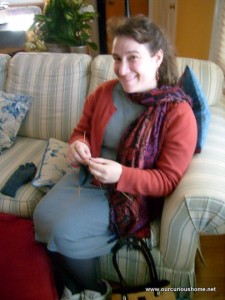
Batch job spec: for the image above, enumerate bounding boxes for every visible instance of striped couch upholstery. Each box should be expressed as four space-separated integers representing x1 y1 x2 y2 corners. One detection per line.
0 53 224 298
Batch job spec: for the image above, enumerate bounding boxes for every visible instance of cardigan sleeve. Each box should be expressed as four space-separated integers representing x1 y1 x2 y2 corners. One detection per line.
69 92 95 149
116 102 198 197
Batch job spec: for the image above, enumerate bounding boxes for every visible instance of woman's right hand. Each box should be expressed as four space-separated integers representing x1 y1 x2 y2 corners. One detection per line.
66 141 91 166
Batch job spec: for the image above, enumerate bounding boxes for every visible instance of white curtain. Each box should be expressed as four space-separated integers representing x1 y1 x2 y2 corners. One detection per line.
209 0 225 75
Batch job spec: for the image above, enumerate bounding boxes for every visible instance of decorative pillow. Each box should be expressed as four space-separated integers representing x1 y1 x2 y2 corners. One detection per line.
0 90 32 153
32 138 72 191
178 66 210 153
0 213 57 300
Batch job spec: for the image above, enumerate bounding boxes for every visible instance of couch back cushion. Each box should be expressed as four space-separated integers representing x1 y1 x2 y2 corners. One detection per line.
6 53 92 142
89 55 224 106
88 55 117 95
176 57 224 106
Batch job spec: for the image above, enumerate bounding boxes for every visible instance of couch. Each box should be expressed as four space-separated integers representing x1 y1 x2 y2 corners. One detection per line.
0 52 224 299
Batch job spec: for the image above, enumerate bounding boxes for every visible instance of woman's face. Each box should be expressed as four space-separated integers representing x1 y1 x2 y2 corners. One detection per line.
112 36 163 93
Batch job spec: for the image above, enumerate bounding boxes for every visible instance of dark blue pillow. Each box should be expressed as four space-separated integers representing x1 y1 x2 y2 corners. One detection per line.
178 65 210 153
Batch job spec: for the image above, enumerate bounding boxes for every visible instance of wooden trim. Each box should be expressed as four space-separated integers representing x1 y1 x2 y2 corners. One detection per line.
0 48 25 55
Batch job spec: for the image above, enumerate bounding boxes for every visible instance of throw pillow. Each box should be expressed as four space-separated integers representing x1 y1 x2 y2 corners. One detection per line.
178 65 210 153
0 90 32 153
0 213 57 300
32 138 72 191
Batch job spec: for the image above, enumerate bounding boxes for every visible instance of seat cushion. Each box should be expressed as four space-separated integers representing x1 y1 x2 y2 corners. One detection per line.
0 212 57 300
0 136 46 217
99 218 161 285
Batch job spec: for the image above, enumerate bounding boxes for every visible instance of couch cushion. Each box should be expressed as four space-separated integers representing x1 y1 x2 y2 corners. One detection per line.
88 54 117 94
6 52 92 142
32 137 72 192
0 213 57 300
178 66 210 153
176 57 224 106
0 90 32 153
0 136 46 217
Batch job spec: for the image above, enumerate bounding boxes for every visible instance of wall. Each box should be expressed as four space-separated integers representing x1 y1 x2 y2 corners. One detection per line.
175 0 215 59
105 0 148 52
84 0 100 56
106 0 148 19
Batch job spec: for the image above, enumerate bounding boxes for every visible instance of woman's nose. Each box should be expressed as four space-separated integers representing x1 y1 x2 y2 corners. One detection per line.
118 60 129 76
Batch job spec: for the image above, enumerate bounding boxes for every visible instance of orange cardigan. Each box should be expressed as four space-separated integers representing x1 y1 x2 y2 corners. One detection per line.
70 80 197 197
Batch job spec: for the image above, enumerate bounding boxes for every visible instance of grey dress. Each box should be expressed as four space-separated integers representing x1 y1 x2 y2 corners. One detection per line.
33 83 144 259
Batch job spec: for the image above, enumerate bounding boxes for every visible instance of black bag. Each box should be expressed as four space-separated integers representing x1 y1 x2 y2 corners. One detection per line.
112 237 176 300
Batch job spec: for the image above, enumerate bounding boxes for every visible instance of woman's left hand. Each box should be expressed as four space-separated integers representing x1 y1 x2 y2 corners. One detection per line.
88 157 122 184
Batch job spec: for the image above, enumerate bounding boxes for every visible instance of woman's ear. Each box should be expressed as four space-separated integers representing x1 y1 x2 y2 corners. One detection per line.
155 49 164 68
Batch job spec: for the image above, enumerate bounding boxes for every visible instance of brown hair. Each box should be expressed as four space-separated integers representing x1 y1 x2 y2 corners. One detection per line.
107 15 178 86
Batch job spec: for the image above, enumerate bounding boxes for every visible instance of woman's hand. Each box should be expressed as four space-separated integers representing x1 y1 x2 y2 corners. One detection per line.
66 141 91 166
88 157 122 184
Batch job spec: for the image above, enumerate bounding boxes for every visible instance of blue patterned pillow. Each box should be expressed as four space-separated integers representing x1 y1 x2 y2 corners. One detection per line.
178 66 210 153
0 91 32 153
32 138 72 191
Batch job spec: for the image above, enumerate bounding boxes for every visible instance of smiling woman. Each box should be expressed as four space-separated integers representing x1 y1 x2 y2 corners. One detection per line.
33 15 198 299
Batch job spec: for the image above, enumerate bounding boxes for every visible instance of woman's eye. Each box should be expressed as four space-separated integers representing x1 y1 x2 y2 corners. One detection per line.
129 56 138 61
113 56 121 62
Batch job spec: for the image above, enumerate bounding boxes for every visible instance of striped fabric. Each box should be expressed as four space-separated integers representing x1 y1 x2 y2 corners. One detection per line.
6 53 92 142
0 54 10 90
0 137 46 217
176 57 224 106
88 54 117 95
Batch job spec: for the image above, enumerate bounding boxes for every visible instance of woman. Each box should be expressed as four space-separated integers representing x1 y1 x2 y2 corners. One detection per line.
34 15 197 300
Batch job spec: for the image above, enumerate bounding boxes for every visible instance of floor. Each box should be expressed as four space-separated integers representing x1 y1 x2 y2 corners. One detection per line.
193 234 225 300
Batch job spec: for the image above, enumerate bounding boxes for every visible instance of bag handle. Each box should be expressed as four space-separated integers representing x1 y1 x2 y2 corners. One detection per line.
112 237 169 289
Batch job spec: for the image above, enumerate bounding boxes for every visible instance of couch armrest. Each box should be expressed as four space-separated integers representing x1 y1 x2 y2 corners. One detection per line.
160 102 225 271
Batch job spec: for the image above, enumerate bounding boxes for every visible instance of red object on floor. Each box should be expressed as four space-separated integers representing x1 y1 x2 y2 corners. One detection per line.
0 213 58 300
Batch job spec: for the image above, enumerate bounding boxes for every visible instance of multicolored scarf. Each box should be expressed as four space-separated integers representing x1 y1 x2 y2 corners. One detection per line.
108 85 192 238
